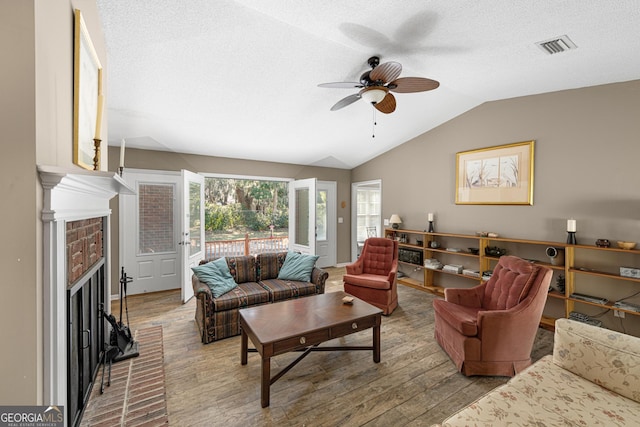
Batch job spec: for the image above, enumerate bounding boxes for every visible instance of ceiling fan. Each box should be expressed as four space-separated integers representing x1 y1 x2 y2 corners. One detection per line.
318 56 439 114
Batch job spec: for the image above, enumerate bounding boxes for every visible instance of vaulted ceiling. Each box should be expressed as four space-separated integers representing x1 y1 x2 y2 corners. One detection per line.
97 1 640 169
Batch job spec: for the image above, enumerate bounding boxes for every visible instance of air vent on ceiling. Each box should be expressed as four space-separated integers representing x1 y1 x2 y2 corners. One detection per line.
536 35 577 55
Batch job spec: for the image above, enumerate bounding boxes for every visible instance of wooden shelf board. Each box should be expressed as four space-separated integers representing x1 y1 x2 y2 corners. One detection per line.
572 244 640 255
571 268 640 284
547 290 566 300
398 243 424 250
427 248 479 258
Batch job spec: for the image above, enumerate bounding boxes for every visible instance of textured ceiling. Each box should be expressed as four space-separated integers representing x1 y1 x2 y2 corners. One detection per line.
97 0 640 169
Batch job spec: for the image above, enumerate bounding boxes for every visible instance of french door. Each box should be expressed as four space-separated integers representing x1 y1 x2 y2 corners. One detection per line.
288 178 316 255
288 179 337 267
181 170 204 302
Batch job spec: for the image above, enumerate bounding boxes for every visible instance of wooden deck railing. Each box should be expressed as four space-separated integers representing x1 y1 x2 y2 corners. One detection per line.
204 234 289 259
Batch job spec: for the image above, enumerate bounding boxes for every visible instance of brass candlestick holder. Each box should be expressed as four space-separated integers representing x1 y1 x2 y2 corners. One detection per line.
93 138 101 171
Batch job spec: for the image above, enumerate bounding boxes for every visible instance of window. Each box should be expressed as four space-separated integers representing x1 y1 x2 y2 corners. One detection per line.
356 185 381 243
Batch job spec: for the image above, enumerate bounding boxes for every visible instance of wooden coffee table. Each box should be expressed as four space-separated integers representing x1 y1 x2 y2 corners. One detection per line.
239 291 382 407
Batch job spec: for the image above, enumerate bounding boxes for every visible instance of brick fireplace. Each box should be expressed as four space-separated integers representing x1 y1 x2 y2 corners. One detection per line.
38 166 134 426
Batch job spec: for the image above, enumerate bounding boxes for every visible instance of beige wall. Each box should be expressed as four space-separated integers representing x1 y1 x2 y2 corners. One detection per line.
353 79 640 334
352 80 640 242
1 0 38 405
0 0 107 404
107 148 352 294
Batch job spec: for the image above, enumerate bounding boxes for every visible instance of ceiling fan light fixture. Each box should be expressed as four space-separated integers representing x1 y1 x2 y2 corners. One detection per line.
360 87 388 105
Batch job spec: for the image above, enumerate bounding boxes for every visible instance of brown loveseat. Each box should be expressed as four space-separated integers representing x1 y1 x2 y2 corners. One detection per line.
192 251 328 343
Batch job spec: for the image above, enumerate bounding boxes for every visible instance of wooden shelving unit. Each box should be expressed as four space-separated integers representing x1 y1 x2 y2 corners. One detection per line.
386 228 640 334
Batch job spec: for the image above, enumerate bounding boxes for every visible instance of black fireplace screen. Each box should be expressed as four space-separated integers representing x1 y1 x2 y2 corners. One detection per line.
67 259 105 427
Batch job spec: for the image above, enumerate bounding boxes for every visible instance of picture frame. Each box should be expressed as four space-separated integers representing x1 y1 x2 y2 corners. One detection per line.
73 9 103 170
455 140 534 205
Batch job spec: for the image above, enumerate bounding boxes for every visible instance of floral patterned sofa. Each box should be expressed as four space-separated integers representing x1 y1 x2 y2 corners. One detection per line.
435 318 640 426
192 251 328 344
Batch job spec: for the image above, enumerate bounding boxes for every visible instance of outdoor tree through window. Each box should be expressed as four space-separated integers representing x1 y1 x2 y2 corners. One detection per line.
204 177 289 243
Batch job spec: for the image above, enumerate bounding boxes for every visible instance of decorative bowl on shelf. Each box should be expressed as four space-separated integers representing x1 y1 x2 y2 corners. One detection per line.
476 231 488 237
617 241 637 250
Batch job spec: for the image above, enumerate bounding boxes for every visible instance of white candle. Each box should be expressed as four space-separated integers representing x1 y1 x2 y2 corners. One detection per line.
428 213 434 222
119 139 126 168
94 94 104 139
567 219 576 232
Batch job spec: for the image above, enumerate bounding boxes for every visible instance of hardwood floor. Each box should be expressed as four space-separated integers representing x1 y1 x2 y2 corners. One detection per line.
112 267 554 426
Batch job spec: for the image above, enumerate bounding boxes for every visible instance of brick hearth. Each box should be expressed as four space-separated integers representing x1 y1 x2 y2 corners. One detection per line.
80 326 168 427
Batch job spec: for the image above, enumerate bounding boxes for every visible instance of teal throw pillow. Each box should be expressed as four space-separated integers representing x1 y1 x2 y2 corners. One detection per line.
191 257 238 298
277 251 319 282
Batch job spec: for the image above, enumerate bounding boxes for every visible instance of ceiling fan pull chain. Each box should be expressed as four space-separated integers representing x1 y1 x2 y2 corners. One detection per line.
372 108 377 138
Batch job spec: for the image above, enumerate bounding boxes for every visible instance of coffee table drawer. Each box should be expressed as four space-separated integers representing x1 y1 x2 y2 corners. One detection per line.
273 329 330 353
331 315 378 338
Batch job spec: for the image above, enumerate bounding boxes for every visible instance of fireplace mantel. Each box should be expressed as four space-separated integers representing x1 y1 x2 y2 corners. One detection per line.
37 165 135 420
38 165 135 220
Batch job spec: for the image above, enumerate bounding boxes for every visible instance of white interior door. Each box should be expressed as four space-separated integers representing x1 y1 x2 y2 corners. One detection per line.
288 178 316 255
181 170 205 303
121 170 182 295
315 181 336 268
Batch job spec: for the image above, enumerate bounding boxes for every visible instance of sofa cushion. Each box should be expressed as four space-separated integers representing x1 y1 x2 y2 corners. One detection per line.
433 299 480 337
256 251 287 281
277 251 319 282
225 255 257 284
342 273 390 290
553 318 640 403
211 281 270 311
259 278 318 302
191 258 238 297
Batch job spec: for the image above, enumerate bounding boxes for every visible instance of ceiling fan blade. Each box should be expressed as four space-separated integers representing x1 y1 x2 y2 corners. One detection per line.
370 61 402 83
389 77 440 93
374 93 396 114
318 82 363 89
330 93 361 111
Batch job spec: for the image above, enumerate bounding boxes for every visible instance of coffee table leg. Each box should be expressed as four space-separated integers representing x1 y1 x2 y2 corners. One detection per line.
261 356 271 407
373 323 381 363
241 328 248 365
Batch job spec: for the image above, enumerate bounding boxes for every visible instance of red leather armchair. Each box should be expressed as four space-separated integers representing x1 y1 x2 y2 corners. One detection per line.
343 238 398 315
433 255 552 377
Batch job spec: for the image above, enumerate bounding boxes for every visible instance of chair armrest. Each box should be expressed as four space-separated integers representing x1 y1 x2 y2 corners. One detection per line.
386 259 398 285
345 258 364 275
445 283 485 308
310 267 329 293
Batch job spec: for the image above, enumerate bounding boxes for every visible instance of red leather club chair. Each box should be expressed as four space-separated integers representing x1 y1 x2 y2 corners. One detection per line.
433 255 552 377
343 237 398 315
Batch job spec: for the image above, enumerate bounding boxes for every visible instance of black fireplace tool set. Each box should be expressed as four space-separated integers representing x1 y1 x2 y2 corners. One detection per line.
100 267 140 393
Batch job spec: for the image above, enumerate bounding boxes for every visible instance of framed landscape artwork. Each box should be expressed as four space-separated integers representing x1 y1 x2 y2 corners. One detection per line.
73 9 103 170
455 140 535 205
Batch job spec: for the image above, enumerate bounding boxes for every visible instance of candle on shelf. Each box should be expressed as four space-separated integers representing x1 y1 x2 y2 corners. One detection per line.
119 138 126 168
567 219 576 232
94 94 104 139
428 212 434 222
